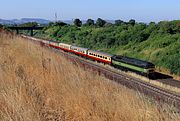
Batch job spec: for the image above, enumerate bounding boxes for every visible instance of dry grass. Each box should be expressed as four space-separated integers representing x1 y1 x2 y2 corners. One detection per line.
0 30 179 121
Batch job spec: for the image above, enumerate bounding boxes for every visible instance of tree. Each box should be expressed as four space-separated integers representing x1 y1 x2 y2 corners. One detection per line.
74 19 82 27
149 22 156 25
0 24 3 28
96 18 106 27
158 21 173 34
54 21 67 26
129 19 136 26
105 22 113 27
86 19 95 26
115 20 124 25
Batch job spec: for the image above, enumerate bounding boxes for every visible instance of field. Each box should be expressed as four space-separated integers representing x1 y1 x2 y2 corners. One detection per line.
0 30 179 121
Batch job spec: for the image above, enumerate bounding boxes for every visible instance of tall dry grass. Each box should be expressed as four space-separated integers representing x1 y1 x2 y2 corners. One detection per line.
0 30 179 121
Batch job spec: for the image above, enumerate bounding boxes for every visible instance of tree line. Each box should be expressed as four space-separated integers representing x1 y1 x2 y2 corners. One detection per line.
74 18 136 27
46 18 136 27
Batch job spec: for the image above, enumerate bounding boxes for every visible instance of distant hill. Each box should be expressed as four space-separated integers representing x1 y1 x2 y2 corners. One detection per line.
0 18 51 25
0 18 116 25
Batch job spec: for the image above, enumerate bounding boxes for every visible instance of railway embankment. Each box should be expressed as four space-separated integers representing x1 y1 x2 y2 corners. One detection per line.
0 31 180 120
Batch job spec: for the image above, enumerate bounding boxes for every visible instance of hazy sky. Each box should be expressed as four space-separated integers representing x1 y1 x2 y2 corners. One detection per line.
0 0 179 22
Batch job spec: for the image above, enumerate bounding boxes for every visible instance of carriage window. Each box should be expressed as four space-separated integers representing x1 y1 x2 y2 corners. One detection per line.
105 57 107 59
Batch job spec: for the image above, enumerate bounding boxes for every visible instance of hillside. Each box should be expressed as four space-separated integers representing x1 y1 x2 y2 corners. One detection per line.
36 20 180 76
0 30 179 120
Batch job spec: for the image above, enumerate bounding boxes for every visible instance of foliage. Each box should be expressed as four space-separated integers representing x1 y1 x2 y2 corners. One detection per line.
54 21 67 26
36 19 180 76
115 20 124 26
19 22 38 27
74 18 82 27
85 19 95 26
0 24 3 28
128 19 136 26
96 18 106 27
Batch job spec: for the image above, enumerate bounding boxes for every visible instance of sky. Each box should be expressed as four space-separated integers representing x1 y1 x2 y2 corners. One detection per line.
0 0 179 22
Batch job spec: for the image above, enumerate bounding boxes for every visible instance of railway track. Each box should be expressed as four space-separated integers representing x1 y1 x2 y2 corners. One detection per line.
23 36 180 109
59 49 180 109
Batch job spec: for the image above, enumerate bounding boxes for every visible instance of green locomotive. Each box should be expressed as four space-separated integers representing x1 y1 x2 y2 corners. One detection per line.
112 55 155 76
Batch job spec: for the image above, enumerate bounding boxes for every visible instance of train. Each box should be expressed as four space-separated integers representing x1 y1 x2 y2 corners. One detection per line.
22 35 155 77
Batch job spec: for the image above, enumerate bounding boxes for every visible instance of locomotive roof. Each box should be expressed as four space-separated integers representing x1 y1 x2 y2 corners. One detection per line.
112 55 155 68
88 50 114 57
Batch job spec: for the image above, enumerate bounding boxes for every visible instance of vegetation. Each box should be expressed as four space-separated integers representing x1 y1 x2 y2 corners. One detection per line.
85 19 95 26
96 18 107 27
35 19 180 76
18 22 39 27
74 18 82 27
0 24 3 28
0 30 180 121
